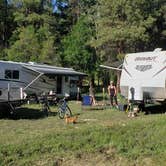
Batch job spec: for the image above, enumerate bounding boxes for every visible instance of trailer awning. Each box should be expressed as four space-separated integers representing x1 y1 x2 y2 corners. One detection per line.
23 64 87 76
33 66 86 76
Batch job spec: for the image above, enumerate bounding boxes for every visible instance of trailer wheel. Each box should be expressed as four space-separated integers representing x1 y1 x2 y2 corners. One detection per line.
0 105 12 118
138 103 145 112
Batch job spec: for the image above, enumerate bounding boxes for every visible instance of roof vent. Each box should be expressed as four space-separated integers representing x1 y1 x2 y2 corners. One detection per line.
154 48 162 52
28 62 37 65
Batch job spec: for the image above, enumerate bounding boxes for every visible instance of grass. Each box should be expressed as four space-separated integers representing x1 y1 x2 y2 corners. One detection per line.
0 101 166 166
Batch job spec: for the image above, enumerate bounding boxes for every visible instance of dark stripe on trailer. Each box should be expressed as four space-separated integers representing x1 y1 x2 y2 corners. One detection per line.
123 67 132 77
0 78 26 84
153 66 166 77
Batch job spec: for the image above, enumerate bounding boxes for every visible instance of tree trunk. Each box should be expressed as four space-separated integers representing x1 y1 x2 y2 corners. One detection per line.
89 76 96 105
116 70 121 93
116 41 124 93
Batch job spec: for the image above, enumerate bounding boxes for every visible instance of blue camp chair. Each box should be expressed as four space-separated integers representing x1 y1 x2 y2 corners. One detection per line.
82 95 92 106
82 95 92 111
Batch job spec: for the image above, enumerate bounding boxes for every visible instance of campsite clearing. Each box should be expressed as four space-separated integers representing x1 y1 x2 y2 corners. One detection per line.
0 102 166 166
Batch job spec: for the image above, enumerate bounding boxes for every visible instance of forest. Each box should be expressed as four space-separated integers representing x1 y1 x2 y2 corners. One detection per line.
0 0 166 90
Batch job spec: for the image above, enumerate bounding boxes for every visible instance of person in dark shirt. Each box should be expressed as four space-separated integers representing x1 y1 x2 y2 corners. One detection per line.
108 81 118 107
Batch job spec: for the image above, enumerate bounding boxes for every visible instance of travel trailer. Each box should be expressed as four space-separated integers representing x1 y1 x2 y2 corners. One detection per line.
100 48 166 104
0 61 85 108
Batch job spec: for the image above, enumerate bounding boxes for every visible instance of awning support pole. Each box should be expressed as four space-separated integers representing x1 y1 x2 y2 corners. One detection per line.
23 73 43 91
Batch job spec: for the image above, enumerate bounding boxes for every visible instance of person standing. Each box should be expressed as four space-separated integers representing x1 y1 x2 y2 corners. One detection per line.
108 81 118 107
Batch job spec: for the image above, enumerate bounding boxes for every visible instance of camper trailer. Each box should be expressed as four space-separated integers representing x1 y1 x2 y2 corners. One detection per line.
0 61 85 106
100 48 166 105
120 48 166 103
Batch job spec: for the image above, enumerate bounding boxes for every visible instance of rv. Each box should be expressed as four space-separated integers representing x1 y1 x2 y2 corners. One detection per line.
120 48 166 103
0 61 85 107
101 48 166 105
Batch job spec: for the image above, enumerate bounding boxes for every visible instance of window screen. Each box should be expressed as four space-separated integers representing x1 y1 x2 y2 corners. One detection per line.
5 70 19 80
5 70 12 79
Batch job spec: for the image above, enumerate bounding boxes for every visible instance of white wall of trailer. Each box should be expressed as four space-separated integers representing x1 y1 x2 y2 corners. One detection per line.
120 49 166 101
0 62 25 101
0 61 84 102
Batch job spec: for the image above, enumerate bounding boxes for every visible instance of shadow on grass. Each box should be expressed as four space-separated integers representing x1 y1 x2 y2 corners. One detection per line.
144 104 166 114
0 107 58 120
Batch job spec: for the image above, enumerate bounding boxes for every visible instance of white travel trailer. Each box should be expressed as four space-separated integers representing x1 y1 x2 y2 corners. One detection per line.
0 61 85 106
120 48 166 103
100 48 166 104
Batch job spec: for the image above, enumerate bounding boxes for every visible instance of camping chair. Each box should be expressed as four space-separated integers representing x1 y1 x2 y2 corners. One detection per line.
82 95 92 105
81 95 106 111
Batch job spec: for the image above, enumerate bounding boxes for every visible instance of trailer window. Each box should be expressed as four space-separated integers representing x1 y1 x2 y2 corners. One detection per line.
13 70 19 79
5 70 12 79
5 70 19 80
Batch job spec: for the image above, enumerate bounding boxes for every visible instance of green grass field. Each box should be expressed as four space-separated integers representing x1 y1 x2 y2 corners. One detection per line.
0 102 166 166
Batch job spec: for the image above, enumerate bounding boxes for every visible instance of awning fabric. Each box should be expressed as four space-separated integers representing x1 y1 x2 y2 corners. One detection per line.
23 63 87 76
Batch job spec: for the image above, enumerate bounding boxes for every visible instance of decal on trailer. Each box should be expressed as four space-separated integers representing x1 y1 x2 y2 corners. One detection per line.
135 65 152 72
135 56 157 62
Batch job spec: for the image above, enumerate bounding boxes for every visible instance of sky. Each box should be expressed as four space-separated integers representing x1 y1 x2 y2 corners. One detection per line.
51 0 68 13
7 0 68 13
51 0 58 12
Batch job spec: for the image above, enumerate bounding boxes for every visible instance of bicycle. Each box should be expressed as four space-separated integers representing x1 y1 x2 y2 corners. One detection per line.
39 94 50 116
57 96 72 119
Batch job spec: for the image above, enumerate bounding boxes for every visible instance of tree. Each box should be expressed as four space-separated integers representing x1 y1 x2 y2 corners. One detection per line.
7 26 40 62
0 0 15 58
94 0 166 56
6 0 57 63
62 16 98 99
0 0 8 48
68 0 97 23
91 0 166 90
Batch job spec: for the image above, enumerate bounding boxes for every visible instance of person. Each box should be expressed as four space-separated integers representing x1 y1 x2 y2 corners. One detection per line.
108 81 118 107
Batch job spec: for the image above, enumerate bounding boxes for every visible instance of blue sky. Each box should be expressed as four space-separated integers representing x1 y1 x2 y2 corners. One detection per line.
51 0 58 12
51 0 68 13
7 0 68 13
